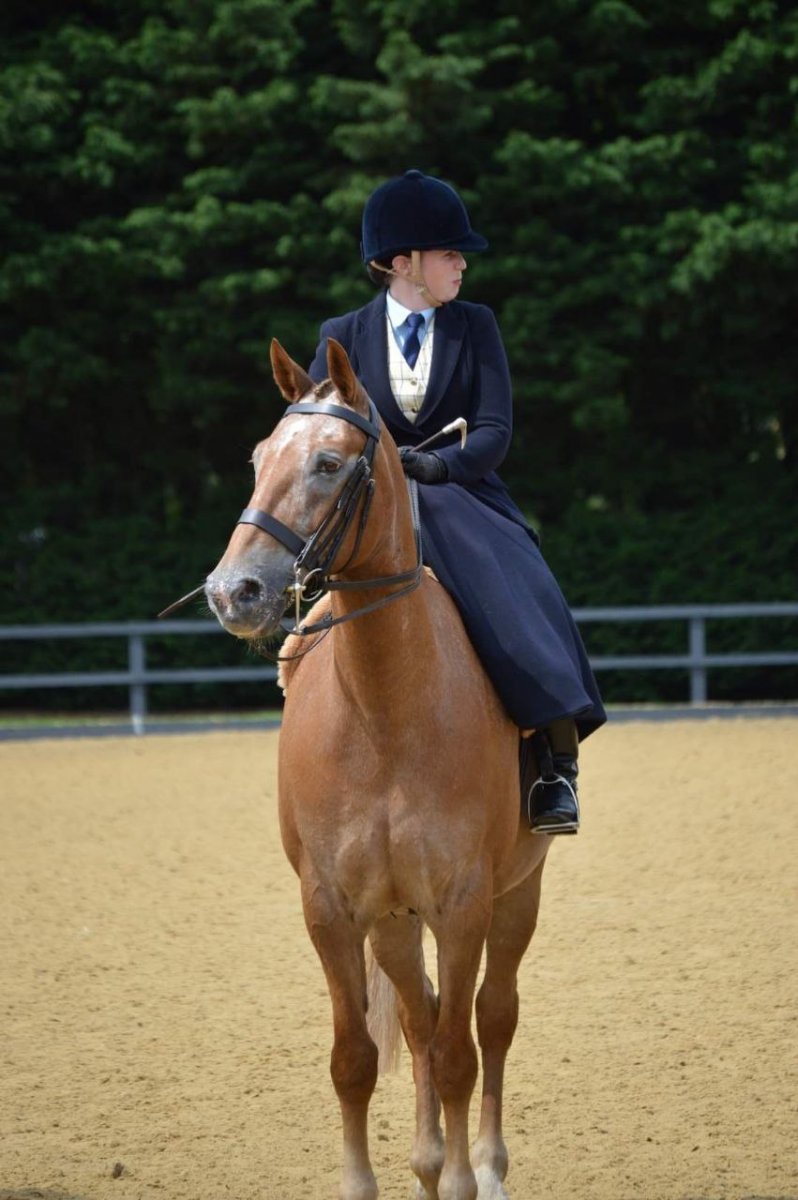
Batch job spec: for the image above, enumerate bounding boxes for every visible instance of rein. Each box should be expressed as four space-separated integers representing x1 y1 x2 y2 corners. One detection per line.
238 398 424 637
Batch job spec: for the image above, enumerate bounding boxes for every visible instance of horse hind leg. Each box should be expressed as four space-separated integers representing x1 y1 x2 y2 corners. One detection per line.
303 882 379 1200
472 860 546 1200
368 914 444 1199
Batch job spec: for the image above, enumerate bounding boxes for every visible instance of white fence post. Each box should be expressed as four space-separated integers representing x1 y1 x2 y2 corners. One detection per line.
689 616 707 704
128 633 147 735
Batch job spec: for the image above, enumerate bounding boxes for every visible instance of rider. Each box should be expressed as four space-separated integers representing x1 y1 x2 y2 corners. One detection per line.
308 169 606 833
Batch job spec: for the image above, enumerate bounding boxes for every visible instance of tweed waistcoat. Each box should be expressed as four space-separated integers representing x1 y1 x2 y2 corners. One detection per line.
386 313 435 423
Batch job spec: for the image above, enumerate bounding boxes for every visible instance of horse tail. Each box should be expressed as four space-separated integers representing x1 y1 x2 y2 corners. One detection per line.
365 944 403 1075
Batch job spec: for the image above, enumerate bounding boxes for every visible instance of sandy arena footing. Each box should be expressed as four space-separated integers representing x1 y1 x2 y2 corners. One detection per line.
1 720 796 1199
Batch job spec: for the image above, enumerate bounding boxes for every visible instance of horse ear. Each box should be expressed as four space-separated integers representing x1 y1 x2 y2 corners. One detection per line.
270 339 314 403
326 338 370 416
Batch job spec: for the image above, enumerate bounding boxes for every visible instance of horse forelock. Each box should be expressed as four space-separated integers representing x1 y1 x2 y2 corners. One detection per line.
281 379 336 405
310 377 371 416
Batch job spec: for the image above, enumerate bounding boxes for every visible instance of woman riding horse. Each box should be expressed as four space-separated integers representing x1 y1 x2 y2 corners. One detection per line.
308 169 606 833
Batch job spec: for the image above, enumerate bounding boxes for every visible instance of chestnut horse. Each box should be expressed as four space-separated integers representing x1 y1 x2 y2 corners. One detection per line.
205 339 551 1200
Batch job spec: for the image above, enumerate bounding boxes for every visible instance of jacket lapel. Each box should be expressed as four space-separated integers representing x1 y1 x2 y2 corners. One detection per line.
354 293 417 434
349 294 466 436
417 302 466 429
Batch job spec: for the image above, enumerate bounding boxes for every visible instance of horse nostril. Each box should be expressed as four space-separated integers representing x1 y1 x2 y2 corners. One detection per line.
230 577 263 607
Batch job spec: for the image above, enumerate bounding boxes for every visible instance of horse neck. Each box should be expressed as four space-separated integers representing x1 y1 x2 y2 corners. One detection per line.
328 453 438 707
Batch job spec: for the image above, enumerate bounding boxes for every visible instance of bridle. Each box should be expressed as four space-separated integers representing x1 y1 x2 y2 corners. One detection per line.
237 397 423 636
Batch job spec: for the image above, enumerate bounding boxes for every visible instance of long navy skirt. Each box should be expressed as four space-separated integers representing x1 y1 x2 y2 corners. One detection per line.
416 482 606 741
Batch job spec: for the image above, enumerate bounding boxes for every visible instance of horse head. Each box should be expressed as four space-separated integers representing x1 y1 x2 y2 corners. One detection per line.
205 338 392 640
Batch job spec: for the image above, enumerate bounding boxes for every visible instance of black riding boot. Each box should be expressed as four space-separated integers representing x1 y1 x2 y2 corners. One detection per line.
526 722 580 835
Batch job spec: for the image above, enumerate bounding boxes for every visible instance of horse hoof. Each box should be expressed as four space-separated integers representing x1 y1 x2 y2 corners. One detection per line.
474 1163 509 1199
339 1173 378 1200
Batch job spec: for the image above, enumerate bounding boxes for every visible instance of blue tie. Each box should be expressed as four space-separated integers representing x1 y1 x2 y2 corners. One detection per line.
402 313 425 369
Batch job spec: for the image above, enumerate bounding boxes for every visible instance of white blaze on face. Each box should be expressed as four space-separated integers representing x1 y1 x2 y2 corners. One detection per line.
251 408 363 540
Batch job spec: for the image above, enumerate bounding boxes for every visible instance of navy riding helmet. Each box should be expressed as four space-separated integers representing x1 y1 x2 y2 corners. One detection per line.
360 169 488 263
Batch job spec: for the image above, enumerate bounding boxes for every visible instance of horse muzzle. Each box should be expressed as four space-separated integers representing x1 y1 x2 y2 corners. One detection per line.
205 564 292 638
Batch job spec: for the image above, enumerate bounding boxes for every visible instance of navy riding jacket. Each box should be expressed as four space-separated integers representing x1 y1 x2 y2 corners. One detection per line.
309 292 606 739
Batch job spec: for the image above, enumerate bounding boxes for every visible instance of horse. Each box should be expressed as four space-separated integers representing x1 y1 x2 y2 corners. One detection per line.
205 338 551 1200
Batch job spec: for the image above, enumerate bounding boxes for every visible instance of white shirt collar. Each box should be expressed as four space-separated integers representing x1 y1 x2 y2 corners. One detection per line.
386 291 436 331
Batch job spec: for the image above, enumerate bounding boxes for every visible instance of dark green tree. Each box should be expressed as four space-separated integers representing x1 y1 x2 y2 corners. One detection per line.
2 0 796 706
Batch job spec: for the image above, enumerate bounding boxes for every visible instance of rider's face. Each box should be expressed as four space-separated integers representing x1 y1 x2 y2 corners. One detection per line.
390 249 467 306
418 250 467 304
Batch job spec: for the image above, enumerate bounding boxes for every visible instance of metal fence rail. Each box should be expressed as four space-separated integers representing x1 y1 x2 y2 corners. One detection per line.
574 602 798 706
1 604 797 733
0 619 278 734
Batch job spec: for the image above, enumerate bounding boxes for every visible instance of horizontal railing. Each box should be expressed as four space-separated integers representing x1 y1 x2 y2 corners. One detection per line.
0 619 277 734
574 602 798 707
1 603 797 732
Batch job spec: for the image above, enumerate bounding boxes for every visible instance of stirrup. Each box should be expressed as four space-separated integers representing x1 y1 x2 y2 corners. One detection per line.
526 772 580 835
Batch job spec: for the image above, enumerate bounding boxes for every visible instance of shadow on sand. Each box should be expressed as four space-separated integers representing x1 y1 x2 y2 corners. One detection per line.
0 1190 94 1200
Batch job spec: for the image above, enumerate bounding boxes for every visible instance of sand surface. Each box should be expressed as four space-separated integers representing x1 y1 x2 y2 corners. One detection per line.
1 720 796 1200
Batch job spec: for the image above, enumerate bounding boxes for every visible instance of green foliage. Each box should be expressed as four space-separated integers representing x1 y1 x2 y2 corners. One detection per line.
2 0 797 708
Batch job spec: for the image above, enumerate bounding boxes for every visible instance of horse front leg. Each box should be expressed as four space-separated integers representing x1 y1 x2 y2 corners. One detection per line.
472 860 546 1200
369 914 444 1198
303 879 379 1200
430 884 493 1200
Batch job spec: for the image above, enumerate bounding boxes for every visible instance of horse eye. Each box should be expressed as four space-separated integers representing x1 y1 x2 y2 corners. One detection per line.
317 458 342 475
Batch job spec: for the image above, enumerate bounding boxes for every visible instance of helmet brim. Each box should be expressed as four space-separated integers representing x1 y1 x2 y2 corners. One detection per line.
363 229 488 263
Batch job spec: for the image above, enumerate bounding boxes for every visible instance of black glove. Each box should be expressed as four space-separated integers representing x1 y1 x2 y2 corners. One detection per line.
398 447 448 484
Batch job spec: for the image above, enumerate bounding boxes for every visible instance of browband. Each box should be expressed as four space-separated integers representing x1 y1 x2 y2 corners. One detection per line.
284 401 380 441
